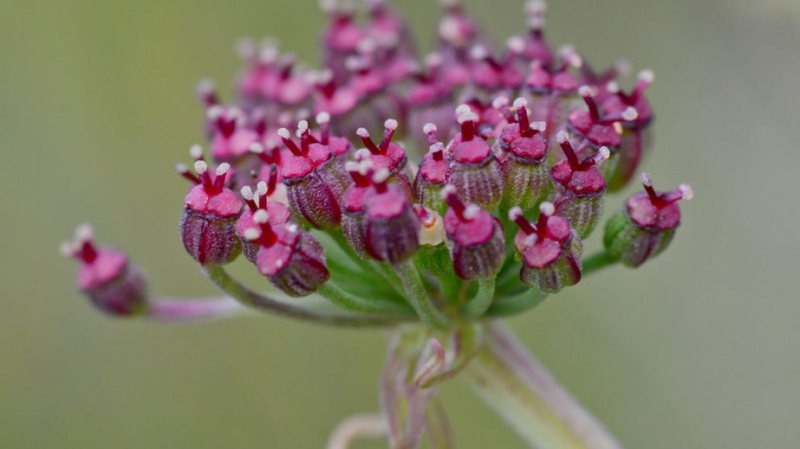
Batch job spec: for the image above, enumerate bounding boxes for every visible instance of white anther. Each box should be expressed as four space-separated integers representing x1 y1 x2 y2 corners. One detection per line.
455 104 472 116
236 37 257 60
277 128 291 139
286 223 299 234
492 96 509 110
621 107 639 121
243 228 261 241
253 209 270 224
295 121 309 138
195 79 215 96
539 201 555 216
354 148 371 161
524 234 538 247
457 112 479 124
372 168 391 184
215 163 231 176
639 69 655 84
75 223 94 243
614 59 631 76
344 161 360 173
606 81 620 94
175 163 188 173
429 142 444 154
462 204 481 221
531 121 547 132
357 158 374 175
249 142 265 154
189 144 204 160
507 36 525 53
679 184 694 200
384 119 398 131
423 123 438 134
596 146 611 162
319 0 337 13
470 45 489 61
513 97 528 109
556 130 569 144
263 139 277 150
257 181 268 196
356 38 377 55
206 105 224 120
440 184 457 199
613 122 624 135
356 127 370 138
240 186 254 200
578 85 594 97
508 206 524 221
525 0 547 14
569 54 583 68
345 56 366 72
194 160 208 175
315 111 331 125
640 172 653 187
59 241 76 258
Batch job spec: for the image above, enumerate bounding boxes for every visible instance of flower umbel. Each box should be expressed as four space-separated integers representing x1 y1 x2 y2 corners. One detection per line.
62 1 692 448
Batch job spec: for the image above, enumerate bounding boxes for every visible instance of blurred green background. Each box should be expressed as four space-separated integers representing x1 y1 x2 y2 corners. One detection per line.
2 0 799 448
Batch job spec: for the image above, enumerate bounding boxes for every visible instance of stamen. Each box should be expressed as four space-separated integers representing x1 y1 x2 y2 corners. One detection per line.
357 128 382 154
175 163 200 184
189 144 204 161
535 201 554 238
578 85 601 122
378 119 398 152
462 204 481 221
278 128 304 156
557 132 580 170
509 207 536 235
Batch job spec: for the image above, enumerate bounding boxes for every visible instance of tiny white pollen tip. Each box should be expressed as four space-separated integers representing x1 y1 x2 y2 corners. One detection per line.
194 160 208 174
440 184 457 199
423 123 437 134
59 241 76 258
240 186 254 199
344 161 359 172
277 128 291 139
556 131 569 143
640 172 653 187
598 147 611 160
639 69 655 83
253 209 270 224
75 223 94 242
532 121 547 132
189 144 204 159
316 112 331 124
513 97 528 109
492 97 509 109
286 224 299 233
206 105 223 120
216 163 231 176
257 181 268 195
606 81 620 94
355 148 371 161
429 142 444 153
356 127 370 138
384 119 398 130
297 120 309 131
175 163 188 173
463 205 481 221
372 168 391 184
249 142 264 153
540 202 555 216
358 158 374 174
455 104 471 115
508 207 523 221
578 85 594 97
679 184 694 200
622 107 638 121
243 228 261 241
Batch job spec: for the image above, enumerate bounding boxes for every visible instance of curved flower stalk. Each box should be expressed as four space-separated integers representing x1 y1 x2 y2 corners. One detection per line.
61 0 693 447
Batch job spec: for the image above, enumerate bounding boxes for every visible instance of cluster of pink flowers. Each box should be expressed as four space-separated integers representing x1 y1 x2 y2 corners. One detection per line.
62 0 692 327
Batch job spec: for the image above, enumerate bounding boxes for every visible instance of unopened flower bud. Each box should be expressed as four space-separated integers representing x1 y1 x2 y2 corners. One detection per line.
246 213 330 297
447 109 504 210
550 134 608 238
442 186 505 280
510 203 582 294
60 224 148 316
362 169 421 264
414 141 449 215
180 160 243 265
499 99 550 211
604 174 692 267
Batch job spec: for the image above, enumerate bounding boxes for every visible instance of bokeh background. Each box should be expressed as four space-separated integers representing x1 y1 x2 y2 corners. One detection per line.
2 0 799 448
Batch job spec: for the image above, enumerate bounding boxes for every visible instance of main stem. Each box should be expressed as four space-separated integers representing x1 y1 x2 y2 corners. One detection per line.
462 321 624 449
